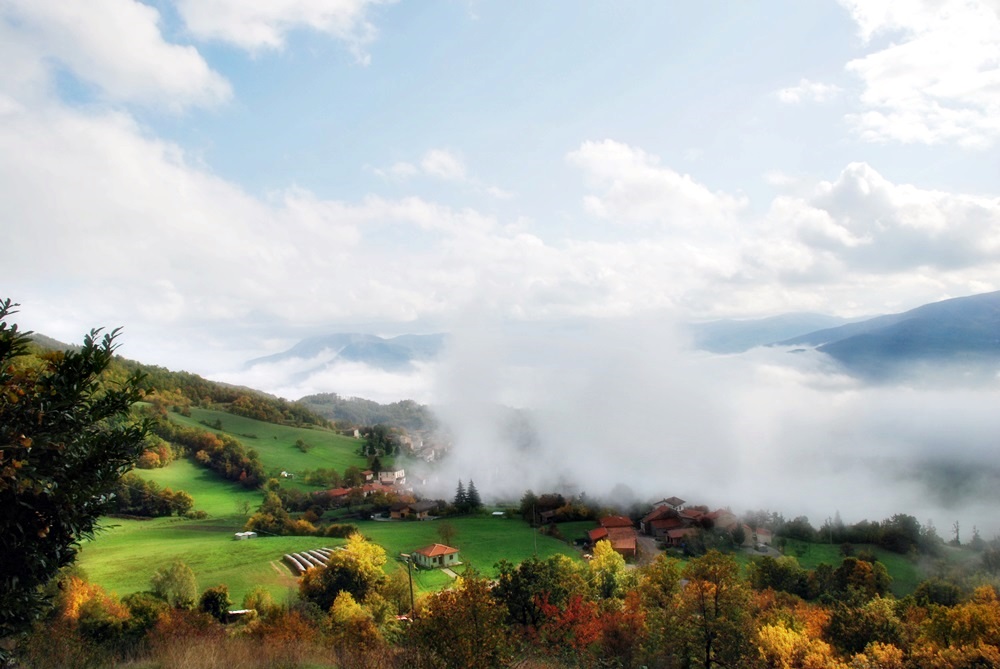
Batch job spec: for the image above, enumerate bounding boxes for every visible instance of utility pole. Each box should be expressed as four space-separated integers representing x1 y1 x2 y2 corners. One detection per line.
533 504 538 557
400 553 415 618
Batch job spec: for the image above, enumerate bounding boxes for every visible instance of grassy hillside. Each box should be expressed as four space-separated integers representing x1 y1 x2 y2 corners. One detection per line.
167 407 372 477
782 538 921 596
79 456 583 603
136 458 262 517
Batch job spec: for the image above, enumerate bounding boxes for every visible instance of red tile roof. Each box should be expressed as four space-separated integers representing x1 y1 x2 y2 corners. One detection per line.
600 515 634 528
642 506 675 524
588 527 609 542
415 543 459 558
607 527 637 554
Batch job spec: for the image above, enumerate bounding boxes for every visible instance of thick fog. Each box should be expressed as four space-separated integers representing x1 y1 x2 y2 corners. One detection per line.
421 315 1000 537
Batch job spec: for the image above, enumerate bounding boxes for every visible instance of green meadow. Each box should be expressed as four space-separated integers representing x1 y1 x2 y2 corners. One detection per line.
78 517 338 605
357 516 583 591
167 407 373 476
135 457 262 517
781 538 921 596
79 456 584 603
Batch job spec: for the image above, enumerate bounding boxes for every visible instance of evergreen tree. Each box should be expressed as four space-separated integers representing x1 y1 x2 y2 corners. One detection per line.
467 479 482 511
454 479 467 509
0 300 148 644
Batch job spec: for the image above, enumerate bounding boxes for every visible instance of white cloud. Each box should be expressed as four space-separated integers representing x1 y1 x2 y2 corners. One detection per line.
0 0 230 110
420 149 467 181
566 139 748 233
772 162 1000 272
841 0 1000 147
776 78 842 104
176 0 388 63
373 148 512 199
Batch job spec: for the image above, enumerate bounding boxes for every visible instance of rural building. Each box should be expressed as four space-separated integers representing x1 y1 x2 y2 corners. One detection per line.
589 516 638 558
665 528 700 548
413 543 460 568
703 509 739 531
389 501 437 520
741 526 773 548
379 468 406 484
651 496 686 511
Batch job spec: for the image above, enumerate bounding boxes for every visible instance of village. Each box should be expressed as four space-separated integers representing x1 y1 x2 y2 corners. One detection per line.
268 454 778 580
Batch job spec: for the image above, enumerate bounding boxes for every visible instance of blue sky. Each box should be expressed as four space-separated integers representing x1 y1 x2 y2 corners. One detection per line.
3 0 1000 376
7 0 1000 528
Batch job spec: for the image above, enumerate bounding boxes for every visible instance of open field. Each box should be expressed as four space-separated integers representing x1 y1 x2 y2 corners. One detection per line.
168 407 374 476
78 517 338 605
135 457 262 517
358 516 583 587
781 538 921 596
80 457 584 602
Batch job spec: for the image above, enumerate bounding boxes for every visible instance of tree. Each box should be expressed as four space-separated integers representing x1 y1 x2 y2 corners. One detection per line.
437 521 457 547
199 584 231 622
0 300 148 643
360 424 398 457
299 533 387 610
408 572 511 668
679 551 754 669
589 540 634 600
454 479 467 509
150 559 198 609
466 480 482 511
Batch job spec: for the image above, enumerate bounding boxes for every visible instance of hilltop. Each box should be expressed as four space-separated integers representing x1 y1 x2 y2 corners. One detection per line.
778 290 1000 376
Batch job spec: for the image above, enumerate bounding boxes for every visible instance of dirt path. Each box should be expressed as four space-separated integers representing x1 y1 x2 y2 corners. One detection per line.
636 535 660 566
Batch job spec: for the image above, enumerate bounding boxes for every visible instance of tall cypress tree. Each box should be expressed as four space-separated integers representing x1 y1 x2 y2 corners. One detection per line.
454 479 467 509
466 480 482 511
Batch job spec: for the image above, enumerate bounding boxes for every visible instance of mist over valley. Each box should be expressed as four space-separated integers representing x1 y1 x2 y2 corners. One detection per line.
212 291 1000 537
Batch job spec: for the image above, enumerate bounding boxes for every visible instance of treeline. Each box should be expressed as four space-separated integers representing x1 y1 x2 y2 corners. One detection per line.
149 414 264 488
298 392 435 431
21 536 1000 669
244 490 357 538
110 358 330 428
108 473 195 518
761 512 941 556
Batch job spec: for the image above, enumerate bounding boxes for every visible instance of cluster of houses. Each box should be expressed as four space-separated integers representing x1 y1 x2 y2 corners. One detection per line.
587 496 773 558
324 467 408 503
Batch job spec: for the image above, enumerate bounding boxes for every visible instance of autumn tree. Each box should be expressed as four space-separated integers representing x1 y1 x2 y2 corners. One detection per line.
493 555 587 629
0 300 148 644
299 533 387 610
407 572 511 669
680 550 755 668
589 540 635 600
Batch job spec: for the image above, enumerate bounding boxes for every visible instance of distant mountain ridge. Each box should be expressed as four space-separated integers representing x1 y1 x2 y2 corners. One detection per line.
778 290 1000 375
246 332 448 373
686 313 855 353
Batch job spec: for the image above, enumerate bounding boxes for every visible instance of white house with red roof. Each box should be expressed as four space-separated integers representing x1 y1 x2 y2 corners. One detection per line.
413 543 460 569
